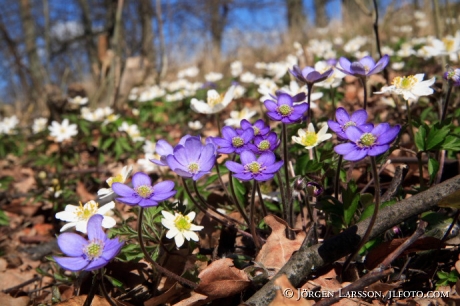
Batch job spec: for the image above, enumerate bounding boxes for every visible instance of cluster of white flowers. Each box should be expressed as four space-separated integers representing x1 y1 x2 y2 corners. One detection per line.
137 140 160 173
0 115 19 135
191 85 236 114
67 96 88 106
32 117 48 134
118 122 144 142
48 118 78 142
81 106 119 124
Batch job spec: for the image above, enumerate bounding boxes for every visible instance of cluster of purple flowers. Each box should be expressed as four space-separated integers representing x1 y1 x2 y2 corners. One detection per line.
211 119 283 182
328 107 400 161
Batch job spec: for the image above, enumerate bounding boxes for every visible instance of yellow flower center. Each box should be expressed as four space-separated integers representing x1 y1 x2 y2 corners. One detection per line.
232 136 244 147
136 185 153 198
300 131 318 147
174 214 192 231
392 75 418 90
258 140 271 151
344 121 356 129
278 104 293 116
84 240 103 260
207 93 224 107
188 162 200 174
253 126 260 135
246 161 262 174
75 201 99 220
107 174 124 187
359 133 377 147
443 38 455 52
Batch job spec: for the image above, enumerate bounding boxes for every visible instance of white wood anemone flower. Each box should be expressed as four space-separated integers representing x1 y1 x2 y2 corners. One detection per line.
97 165 133 198
161 211 204 248
374 74 435 102
55 200 116 233
292 123 332 150
190 85 235 114
48 119 78 143
224 107 257 127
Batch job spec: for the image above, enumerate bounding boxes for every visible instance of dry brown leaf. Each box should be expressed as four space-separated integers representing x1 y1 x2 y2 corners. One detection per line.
195 258 249 299
0 292 30 306
268 274 312 306
456 255 460 274
255 215 306 273
76 181 94 203
145 283 189 306
172 292 209 306
57 295 110 305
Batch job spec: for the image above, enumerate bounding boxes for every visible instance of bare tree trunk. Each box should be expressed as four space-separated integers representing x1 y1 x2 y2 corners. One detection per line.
139 0 156 78
209 0 230 70
285 0 307 40
109 0 124 110
314 0 329 28
77 0 101 81
43 0 51 71
19 0 46 102
155 0 168 82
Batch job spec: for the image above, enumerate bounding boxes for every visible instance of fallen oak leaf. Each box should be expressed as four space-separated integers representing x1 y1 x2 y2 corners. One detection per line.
256 215 306 274
195 258 250 299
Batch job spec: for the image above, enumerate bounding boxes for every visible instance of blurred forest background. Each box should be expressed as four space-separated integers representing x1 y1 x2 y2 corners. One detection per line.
0 0 459 119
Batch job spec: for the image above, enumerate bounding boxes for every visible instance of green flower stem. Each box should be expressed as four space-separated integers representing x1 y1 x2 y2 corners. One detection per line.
404 98 425 189
256 181 268 217
441 82 453 121
228 155 251 227
334 155 343 200
330 87 336 114
99 270 117 306
137 207 198 289
192 180 244 227
303 188 318 243
359 77 368 111
215 160 230 199
250 180 261 250
342 156 381 275
276 171 289 224
215 114 222 137
282 123 294 229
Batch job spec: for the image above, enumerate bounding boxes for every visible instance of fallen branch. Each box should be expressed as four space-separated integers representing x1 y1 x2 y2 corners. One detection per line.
245 174 460 305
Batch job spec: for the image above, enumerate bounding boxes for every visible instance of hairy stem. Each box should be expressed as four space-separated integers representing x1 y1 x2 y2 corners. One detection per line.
334 155 343 200
137 207 198 289
282 123 293 229
250 181 261 249
360 77 368 111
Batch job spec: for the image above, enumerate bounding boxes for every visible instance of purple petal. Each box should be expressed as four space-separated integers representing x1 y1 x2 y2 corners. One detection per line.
166 155 186 173
334 143 357 155
226 161 244 173
368 144 390 156
368 55 389 75
277 93 293 106
217 146 236 154
172 145 189 166
112 183 135 197
359 56 376 70
264 161 284 173
132 172 152 189
151 190 176 202
57 233 86 256
155 140 173 156
138 198 159 207
154 180 175 193
213 137 230 147
301 66 315 77
377 125 400 145
339 57 351 73
258 151 275 165
345 126 364 142
264 100 278 112
116 195 141 205
193 171 210 181
335 107 350 124
293 103 308 114
178 135 193 146
173 168 193 178
371 123 391 137
184 138 202 163
267 112 282 121
87 215 106 241
306 71 323 83
350 109 368 125
198 144 216 170
241 128 254 142
84 257 109 271
350 62 366 76
233 172 253 181
240 150 256 165
292 92 306 103
150 158 167 166
344 148 368 161
254 173 275 182
101 238 124 261
359 123 374 133
222 126 238 139
54 256 89 272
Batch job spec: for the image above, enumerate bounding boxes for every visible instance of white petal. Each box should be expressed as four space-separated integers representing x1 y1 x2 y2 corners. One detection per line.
166 227 179 239
161 211 175 221
307 123 315 133
97 202 115 214
174 233 185 247
102 216 116 229
183 230 198 241
190 225 204 231
60 222 77 232
161 218 175 229
56 210 77 222
75 221 88 233
186 211 196 221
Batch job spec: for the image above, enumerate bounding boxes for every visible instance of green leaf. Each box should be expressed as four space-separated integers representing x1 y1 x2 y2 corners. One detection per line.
414 124 426 152
101 138 115 150
0 210 9 226
427 158 439 182
104 275 124 288
342 181 360 226
426 125 450 151
232 177 247 206
359 200 397 221
441 135 460 151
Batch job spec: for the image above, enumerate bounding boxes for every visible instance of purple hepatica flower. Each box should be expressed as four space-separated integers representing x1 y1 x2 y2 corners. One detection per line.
289 65 333 85
226 150 283 182
151 135 195 166
327 107 374 140
248 132 280 154
239 119 270 137
53 214 123 272
264 92 308 124
338 55 389 78
112 172 176 207
166 137 216 180
213 126 254 154
334 123 400 161
444 67 460 86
